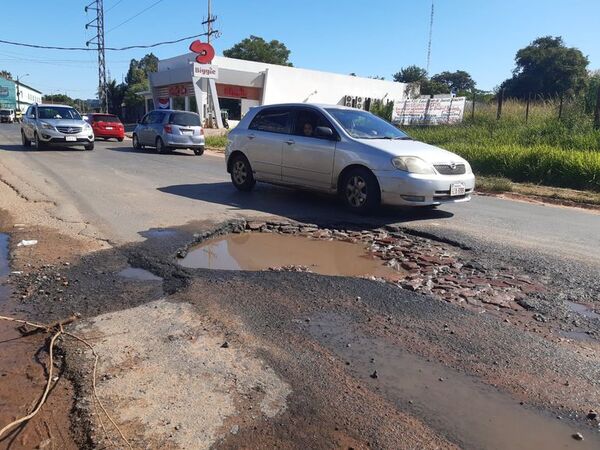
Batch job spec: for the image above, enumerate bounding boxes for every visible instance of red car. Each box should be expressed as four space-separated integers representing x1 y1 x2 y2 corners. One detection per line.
86 113 125 141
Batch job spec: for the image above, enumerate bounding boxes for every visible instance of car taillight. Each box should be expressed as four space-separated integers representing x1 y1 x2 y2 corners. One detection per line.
164 124 173 134
200 128 204 135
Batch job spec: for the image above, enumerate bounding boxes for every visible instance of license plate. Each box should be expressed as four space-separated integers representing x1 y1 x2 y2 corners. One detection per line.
105 126 113 130
181 130 193 135
450 183 466 196
65 136 77 142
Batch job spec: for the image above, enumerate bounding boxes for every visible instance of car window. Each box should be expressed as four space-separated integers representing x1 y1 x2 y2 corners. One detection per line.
292 108 335 139
151 112 165 124
249 108 291 134
37 106 81 120
169 112 200 127
140 114 151 125
325 108 410 140
93 115 121 123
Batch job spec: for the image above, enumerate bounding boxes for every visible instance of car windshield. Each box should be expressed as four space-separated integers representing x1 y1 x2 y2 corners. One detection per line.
38 107 81 120
93 115 121 123
325 108 410 140
0 110 11 115
169 112 200 127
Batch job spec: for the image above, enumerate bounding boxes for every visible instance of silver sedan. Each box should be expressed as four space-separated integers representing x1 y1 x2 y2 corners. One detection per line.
225 103 475 212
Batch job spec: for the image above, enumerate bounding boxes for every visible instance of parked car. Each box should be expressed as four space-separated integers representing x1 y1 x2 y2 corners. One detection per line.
21 104 94 150
132 110 205 155
0 109 15 123
86 113 124 141
225 103 475 212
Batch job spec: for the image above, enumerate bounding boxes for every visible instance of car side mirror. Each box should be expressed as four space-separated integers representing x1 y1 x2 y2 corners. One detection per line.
314 126 335 139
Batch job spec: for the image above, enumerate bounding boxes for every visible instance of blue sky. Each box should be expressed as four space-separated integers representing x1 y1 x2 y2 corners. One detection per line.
0 0 598 99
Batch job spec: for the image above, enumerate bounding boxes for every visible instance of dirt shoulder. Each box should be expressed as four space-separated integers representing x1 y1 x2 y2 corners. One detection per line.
477 176 600 211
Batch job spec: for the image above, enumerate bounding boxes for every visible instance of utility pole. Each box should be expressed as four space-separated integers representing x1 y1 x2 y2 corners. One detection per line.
201 0 220 126
85 0 108 113
202 0 219 43
426 0 434 73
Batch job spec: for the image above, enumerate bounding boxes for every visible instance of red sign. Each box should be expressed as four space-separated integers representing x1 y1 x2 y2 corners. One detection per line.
189 40 215 64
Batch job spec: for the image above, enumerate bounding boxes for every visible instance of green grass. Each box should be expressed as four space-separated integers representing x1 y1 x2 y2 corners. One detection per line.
205 134 228 149
405 99 600 192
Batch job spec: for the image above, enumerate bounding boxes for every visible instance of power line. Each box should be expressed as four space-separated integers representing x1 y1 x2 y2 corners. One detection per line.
0 32 213 52
426 0 434 73
105 0 125 13
106 0 165 33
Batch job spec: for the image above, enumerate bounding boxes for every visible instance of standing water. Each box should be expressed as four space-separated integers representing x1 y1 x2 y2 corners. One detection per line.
179 233 405 280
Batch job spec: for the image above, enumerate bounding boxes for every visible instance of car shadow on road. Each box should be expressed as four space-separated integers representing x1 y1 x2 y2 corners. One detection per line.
0 144 85 152
157 182 454 227
105 146 197 157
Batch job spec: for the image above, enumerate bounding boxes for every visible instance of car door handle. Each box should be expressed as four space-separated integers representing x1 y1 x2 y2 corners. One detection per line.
247 134 255 140
285 139 295 145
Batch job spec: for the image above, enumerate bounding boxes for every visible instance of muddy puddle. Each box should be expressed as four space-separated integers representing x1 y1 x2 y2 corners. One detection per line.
140 228 178 239
566 301 600 320
118 266 163 281
0 232 77 449
179 233 404 280
308 313 600 449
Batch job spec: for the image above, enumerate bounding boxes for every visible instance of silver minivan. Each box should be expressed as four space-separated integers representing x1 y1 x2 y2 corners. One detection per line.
132 110 205 155
225 103 475 213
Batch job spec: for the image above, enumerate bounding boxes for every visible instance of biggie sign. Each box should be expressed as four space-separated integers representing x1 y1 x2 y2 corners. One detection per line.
189 40 215 64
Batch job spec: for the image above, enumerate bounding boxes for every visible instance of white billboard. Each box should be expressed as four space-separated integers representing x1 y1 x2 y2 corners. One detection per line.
392 97 466 125
192 63 218 79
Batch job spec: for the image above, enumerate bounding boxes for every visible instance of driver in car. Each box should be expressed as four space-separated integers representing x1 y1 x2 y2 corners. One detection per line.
303 122 314 137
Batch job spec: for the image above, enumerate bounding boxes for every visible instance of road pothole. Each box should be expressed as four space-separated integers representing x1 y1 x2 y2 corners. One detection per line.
176 220 549 316
179 232 405 280
118 266 163 282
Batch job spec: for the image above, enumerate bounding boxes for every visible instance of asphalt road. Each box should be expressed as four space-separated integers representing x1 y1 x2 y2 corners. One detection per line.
1 123 599 265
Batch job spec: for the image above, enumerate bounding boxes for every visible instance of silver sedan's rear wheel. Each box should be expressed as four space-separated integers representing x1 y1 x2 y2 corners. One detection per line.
341 167 380 213
132 134 142 150
230 154 255 191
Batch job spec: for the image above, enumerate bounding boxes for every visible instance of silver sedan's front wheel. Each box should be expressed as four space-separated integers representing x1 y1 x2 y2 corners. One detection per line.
230 154 255 191
341 167 380 213
346 175 368 208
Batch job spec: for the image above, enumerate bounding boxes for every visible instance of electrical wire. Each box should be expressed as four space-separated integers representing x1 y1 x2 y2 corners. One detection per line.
0 32 210 52
106 0 165 33
105 0 125 13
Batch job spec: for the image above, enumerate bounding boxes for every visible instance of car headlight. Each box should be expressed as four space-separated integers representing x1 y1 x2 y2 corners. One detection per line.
391 156 435 174
464 161 473 174
40 122 55 130
84 123 92 130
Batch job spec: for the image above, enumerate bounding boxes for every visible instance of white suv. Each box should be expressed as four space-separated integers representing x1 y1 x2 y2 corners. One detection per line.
0 109 15 123
21 104 95 150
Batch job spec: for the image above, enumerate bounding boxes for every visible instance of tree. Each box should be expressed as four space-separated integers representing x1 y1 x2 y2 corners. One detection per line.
369 100 394 122
125 53 158 85
223 35 292 66
501 36 589 99
42 94 76 107
106 79 127 115
393 65 427 83
0 70 12 80
430 70 476 93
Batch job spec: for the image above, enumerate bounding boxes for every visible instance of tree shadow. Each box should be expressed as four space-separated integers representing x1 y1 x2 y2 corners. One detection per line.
157 182 454 227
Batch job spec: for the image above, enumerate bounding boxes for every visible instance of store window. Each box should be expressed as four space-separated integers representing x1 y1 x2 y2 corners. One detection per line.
172 96 185 111
218 98 241 121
